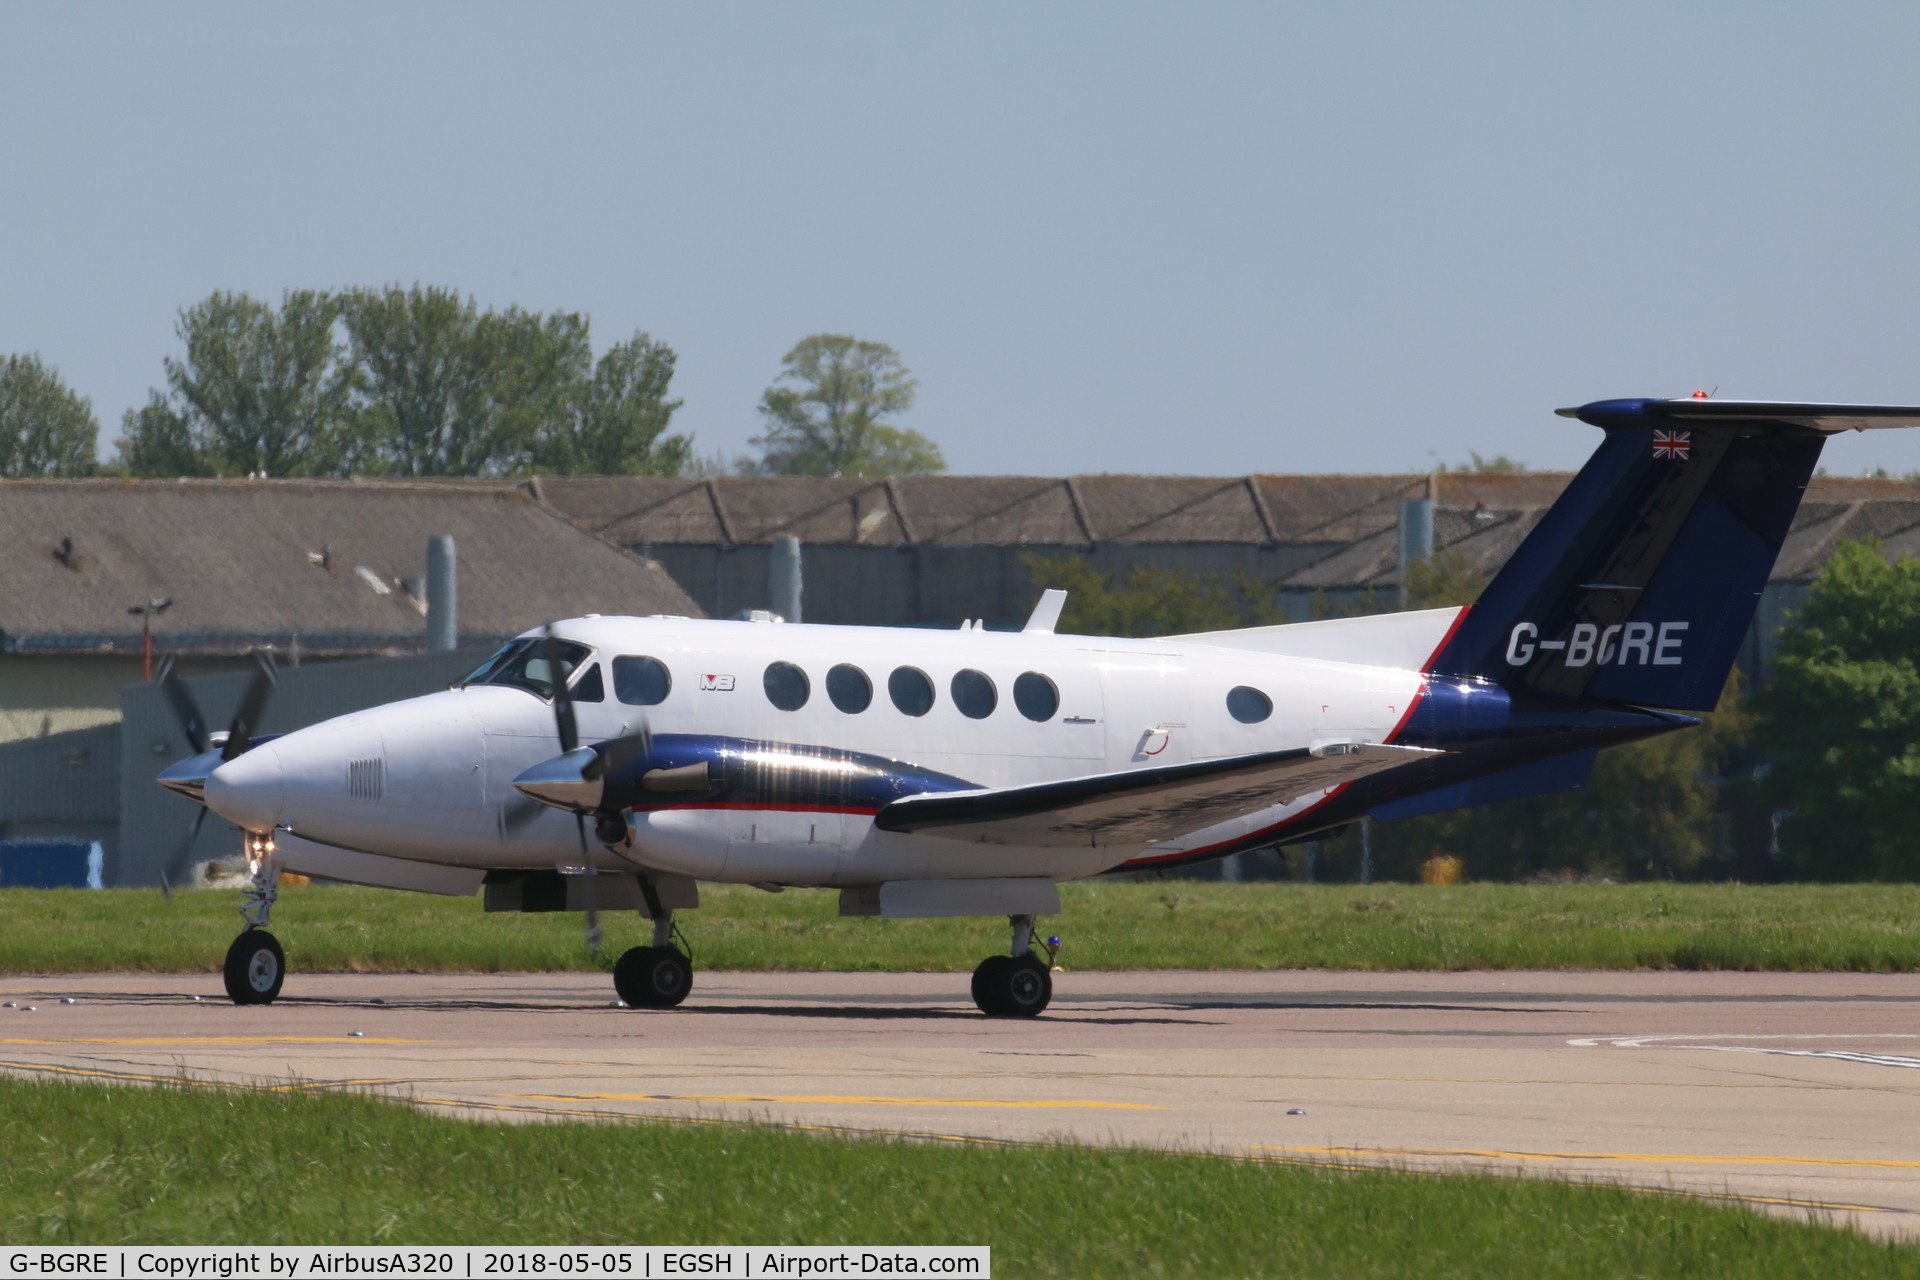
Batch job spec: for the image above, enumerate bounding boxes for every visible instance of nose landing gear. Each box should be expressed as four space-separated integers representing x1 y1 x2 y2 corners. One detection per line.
223 836 285 1005
970 913 1054 1017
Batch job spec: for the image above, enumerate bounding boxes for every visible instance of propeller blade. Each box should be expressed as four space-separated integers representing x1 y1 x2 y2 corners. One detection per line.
541 626 579 754
155 656 210 755
575 813 601 952
583 723 652 782
500 793 550 833
541 623 601 951
221 651 278 761
158 807 208 899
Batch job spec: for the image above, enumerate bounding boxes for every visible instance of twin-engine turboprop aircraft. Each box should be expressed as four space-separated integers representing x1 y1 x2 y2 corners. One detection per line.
158 396 1920 1015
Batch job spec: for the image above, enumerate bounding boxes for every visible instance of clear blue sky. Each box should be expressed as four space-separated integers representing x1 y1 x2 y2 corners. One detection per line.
5 2 1919 477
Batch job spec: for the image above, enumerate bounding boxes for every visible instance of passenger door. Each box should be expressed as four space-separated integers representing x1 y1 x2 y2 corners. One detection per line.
1094 650 1192 770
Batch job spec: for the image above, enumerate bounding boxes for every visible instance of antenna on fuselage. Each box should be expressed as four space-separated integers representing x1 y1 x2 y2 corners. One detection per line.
1022 589 1067 634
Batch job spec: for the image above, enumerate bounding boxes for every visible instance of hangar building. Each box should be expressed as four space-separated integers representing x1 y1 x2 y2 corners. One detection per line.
0 478 700 884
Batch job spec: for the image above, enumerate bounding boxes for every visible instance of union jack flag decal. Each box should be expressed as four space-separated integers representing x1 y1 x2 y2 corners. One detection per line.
1652 429 1691 460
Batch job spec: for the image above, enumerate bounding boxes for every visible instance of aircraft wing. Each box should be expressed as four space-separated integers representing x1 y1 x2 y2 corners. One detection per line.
873 741 1439 847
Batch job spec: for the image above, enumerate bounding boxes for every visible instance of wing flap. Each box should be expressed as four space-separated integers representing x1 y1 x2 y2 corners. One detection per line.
874 742 1439 847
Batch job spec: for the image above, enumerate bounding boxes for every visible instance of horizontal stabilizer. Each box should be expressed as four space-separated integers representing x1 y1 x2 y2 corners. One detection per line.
1369 748 1597 822
1562 398 1920 433
875 741 1439 847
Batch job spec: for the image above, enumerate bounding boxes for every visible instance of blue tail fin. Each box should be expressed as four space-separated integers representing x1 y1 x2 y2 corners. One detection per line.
1430 397 1920 712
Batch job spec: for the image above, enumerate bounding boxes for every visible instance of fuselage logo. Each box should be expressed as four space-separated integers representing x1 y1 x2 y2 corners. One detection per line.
1506 621 1686 668
699 673 737 691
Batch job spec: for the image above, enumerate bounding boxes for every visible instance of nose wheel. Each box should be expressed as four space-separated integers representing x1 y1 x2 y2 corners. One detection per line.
222 836 285 1005
223 928 285 1004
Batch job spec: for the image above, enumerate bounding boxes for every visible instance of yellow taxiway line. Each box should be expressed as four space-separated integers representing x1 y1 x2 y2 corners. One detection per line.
1251 1144 1920 1170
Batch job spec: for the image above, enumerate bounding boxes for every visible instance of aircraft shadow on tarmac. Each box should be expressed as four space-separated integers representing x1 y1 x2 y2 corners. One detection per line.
33 991 1207 1025
666 1002 1211 1025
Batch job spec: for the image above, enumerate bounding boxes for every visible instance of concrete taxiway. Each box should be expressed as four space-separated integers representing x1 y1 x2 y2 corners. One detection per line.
4 969 1918 1236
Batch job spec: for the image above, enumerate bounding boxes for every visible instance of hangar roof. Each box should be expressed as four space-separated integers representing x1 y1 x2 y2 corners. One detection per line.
527 472 1920 589
0 479 702 656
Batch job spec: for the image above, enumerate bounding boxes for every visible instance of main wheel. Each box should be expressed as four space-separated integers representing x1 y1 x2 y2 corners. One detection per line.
971 955 1013 1014
613 945 693 1008
972 954 1051 1017
223 928 285 1005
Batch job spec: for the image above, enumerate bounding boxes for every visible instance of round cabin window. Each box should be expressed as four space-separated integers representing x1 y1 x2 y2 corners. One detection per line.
826 663 873 714
764 661 811 711
611 655 671 706
951 669 998 719
1226 685 1273 724
1013 672 1059 722
888 666 936 717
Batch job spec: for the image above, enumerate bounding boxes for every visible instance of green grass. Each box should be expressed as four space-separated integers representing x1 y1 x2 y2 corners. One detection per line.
2 1075 1912 1277
3 881 1919 974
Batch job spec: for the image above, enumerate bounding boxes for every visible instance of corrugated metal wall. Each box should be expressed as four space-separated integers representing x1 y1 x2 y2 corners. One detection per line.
0 723 120 824
650 542 1342 628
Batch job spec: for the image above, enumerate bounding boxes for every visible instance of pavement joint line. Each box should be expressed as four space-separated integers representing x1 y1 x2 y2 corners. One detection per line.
508 1091 1170 1109
1248 1143 1920 1170
0 1036 418 1045
49 1054 1880 1094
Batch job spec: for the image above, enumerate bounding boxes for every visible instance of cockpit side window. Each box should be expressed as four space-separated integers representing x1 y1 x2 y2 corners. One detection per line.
460 641 523 686
570 663 605 703
462 637 593 700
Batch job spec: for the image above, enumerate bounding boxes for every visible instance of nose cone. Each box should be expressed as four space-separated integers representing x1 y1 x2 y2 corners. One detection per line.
204 746 286 832
513 747 604 814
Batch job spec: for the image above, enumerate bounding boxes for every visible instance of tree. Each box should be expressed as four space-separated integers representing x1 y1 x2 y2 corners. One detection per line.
530 331 692 475
118 391 208 477
118 290 351 477
1403 547 1487 609
119 284 696 479
342 285 593 477
1750 539 1920 880
1019 553 1285 637
751 334 943 476
0 354 98 476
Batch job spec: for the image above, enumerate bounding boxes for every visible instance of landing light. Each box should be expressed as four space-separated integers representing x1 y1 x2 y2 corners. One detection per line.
244 830 276 875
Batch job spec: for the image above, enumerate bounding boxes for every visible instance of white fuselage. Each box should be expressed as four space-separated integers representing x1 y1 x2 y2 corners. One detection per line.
203 614 1436 886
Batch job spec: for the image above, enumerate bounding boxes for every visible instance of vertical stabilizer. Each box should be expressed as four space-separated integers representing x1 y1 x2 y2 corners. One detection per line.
1431 397 1920 711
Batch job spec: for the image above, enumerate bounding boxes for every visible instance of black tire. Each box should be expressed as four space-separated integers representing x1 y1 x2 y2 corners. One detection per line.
972 954 1050 1017
613 945 693 1008
1000 955 1052 1017
223 929 285 1005
971 955 1013 1015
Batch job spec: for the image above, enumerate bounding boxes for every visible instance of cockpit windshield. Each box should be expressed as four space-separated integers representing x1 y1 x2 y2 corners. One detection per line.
461 638 593 700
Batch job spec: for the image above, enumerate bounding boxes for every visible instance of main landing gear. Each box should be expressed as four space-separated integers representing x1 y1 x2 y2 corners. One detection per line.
224 840 285 1005
971 914 1053 1017
612 881 693 1008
